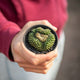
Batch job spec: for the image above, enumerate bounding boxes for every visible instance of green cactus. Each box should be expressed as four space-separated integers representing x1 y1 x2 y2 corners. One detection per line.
28 27 55 51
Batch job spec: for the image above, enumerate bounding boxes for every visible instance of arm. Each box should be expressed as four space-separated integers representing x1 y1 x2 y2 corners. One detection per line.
11 20 58 74
0 11 21 61
0 11 57 74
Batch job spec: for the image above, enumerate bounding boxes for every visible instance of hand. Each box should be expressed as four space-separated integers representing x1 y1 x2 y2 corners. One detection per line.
11 20 58 74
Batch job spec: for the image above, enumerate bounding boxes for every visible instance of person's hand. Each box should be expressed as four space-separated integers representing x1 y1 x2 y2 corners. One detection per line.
11 20 58 74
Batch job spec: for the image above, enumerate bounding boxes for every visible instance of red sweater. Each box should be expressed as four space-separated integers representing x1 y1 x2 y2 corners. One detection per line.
0 0 68 60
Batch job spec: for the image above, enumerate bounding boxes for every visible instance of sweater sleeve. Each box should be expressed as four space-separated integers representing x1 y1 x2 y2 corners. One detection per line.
0 12 21 61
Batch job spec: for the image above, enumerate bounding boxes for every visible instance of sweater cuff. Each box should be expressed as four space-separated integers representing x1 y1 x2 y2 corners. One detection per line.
7 22 21 61
0 21 21 61
9 46 14 61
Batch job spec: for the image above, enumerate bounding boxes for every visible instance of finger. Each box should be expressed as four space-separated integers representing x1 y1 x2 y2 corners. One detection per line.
18 61 52 70
23 62 53 74
40 55 57 66
18 63 45 69
41 20 57 31
32 20 57 31
45 47 57 61
24 68 46 74
21 38 57 65
23 20 57 32
42 50 57 65
35 49 57 65
13 51 26 63
30 48 57 65
20 42 37 65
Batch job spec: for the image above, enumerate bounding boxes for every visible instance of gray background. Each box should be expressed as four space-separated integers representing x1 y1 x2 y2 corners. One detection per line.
56 0 80 80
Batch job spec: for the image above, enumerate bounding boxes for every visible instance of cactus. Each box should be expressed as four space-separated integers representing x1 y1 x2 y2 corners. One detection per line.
28 27 55 51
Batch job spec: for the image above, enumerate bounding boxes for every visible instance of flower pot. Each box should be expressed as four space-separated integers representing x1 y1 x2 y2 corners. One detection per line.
23 25 58 54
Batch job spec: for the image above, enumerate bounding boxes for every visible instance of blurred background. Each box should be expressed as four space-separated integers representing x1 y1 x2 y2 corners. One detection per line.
56 0 80 80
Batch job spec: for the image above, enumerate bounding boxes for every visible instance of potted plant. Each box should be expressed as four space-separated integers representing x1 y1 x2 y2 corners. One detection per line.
23 25 58 54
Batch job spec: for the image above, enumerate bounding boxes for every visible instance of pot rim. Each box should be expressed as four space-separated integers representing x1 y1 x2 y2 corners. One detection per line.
23 24 58 54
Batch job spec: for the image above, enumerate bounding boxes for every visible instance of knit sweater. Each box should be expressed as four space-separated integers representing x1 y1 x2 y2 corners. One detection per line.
0 0 68 60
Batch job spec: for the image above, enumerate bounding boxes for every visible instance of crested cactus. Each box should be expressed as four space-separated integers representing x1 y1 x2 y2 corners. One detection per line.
28 27 55 51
